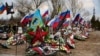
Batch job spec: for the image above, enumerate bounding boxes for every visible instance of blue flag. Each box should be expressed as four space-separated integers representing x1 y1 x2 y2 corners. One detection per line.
30 9 44 31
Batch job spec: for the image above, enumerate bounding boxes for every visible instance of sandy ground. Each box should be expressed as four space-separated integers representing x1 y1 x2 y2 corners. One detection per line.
70 31 100 56
0 31 100 56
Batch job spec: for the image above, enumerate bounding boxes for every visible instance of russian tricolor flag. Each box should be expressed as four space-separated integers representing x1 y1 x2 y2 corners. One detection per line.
0 3 6 14
59 11 67 20
79 18 84 25
63 10 70 27
79 18 83 23
73 14 80 24
20 14 34 26
52 17 60 30
47 16 60 30
66 10 70 21
42 10 50 25
63 21 69 27
47 16 57 26
42 10 48 18
59 10 70 20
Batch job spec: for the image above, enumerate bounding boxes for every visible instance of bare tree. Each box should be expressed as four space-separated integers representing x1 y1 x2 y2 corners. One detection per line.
81 9 90 19
66 0 83 17
15 0 48 17
16 0 32 16
59 0 90 19
51 0 90 18
15 0 90 19
51 0 61 18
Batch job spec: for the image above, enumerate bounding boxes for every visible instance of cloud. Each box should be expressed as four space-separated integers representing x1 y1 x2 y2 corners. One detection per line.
82 0 94 9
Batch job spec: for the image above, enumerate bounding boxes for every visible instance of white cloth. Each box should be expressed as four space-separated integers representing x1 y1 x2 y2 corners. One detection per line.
50 34 54 38
18 27 23 33
54 31 61 37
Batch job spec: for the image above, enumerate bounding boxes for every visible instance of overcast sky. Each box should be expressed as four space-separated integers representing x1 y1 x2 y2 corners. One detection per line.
0 0 100 20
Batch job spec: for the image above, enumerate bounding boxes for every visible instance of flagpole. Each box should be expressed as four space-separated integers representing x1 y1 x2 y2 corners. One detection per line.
13 13 17 56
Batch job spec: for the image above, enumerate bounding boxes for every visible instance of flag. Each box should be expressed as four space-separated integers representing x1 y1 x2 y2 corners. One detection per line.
45 17 50 25
0 3 6 14
52 17 60 30
47 16 60 30
20 14 34 26
79 18 84 25
63 21 69 27
30 9 44 31
47 16 57 26
42 10 48 17
6 2 14 14
59 11 68 20
57 11 68 31
65 10 70 21
73 14 80 24
63 10 70 27
42 10 50 25
79 18 83 23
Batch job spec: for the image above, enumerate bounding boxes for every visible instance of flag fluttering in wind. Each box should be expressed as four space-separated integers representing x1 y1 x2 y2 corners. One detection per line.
0 3 6 14
57 10 69 31
47 15 60 30
6 2 14 14
63 10 70 27
52 17 60 30
59 11 68 20
79 18 85 25
73 14 80 24
20 14 34 26
30 9 44 31
0 2 14 15
63 21 69 27
65 10 70 21
42 10 48 18
47 16 57 26
38 0 54 25
42 10 50 25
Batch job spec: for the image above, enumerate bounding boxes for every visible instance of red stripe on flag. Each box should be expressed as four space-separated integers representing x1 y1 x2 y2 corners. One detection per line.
42 10 48 17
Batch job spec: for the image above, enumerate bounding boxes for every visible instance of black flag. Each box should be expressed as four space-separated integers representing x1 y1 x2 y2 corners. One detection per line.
6 2 14 14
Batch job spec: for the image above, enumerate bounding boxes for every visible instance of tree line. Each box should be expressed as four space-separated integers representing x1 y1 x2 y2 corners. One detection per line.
91 15 100 30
